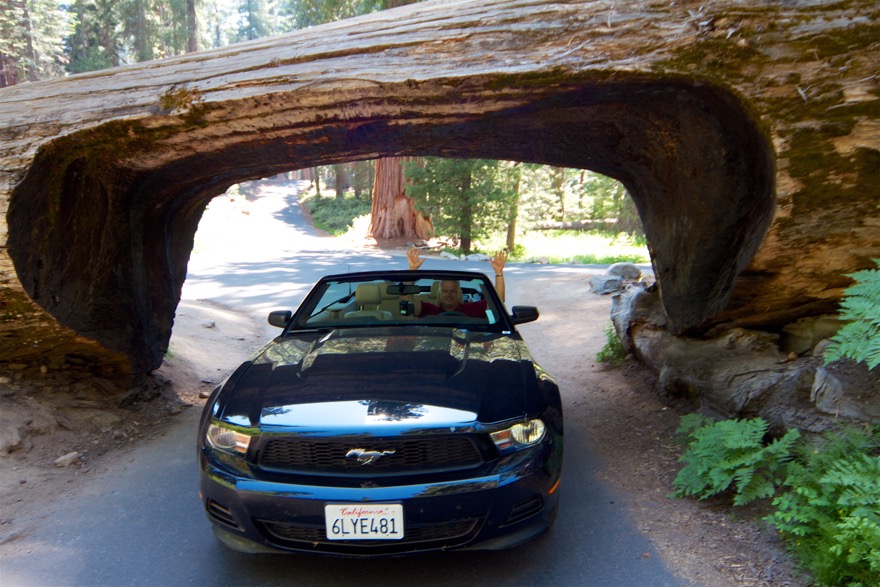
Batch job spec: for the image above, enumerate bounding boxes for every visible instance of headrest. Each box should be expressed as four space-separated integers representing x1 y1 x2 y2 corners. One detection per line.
355 283 382 306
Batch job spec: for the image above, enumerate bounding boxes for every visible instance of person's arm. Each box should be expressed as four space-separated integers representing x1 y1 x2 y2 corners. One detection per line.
489 250 508 303
404 248 425 314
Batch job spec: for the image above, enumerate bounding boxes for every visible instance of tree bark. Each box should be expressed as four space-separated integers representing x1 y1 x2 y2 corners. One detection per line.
368 157 433 241
505 166 520 252
332 163 347 198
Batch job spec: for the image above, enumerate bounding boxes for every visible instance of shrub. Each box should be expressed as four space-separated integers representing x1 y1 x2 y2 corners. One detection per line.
307 193 372 235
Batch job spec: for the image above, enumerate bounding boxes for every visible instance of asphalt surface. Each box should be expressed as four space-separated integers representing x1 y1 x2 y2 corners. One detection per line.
0 182 694 586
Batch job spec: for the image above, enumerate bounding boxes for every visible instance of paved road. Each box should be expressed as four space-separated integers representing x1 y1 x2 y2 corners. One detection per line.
0 182 693 587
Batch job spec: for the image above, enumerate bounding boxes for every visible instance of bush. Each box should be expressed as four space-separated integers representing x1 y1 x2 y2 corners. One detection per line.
306 193 372 235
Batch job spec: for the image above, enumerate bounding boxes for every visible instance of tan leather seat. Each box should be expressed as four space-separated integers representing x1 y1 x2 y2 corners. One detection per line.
378 282 402 316
345 284 392 320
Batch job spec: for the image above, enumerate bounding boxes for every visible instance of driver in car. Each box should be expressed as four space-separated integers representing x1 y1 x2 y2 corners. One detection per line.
406 248 507 317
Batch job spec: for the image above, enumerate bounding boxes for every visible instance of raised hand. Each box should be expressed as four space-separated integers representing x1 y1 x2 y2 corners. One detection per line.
407 247 425 270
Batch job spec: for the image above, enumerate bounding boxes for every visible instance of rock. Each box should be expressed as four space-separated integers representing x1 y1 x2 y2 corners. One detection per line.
607 262 642 280
465 253 490 262
780 315 843 355
811 367 880 423
54 451 81 467
0 400 58 455
85 410 123 428
201 320 216 329
439 252 460 260
589 274 623 295
0 426 22 456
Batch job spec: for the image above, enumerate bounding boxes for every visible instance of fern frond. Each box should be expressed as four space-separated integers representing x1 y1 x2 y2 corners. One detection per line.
825 259 880 370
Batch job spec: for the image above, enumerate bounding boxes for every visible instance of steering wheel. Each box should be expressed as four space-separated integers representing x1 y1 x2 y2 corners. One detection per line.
438 311 466 317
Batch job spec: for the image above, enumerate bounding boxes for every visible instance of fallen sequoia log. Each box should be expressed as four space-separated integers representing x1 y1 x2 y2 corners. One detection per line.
532 220 618 232
0 0 878 389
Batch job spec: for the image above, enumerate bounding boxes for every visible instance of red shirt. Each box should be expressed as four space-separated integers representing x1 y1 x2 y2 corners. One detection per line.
418 300 488 318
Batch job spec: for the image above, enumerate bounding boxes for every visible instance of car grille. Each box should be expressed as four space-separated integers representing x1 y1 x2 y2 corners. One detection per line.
257 435 485 475
256 517 481 554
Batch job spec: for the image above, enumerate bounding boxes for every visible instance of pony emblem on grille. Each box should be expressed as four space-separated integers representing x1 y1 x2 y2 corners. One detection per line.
345 448 396 465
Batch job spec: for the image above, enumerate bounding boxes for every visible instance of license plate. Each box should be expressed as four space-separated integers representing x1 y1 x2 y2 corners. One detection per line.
324 504 404 540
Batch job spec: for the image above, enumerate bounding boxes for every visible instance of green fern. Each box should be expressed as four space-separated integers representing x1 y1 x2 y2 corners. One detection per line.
766 426 880 587
671 417 800 506
824 259 880 370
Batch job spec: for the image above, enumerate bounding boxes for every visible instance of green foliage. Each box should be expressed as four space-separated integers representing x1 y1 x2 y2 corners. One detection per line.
305 191 371 235
824 259 880 370
596 323 626 367
285 0 417 29
404 158 519 254
1 0 71 83
765 426 880 587
674 416 880 586
671 417 800 506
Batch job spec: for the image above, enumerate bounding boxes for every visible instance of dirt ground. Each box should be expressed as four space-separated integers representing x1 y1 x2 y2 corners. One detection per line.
0 197 805 586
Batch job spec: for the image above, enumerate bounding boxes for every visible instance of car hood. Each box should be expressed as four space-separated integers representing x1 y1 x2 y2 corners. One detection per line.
215 327 538 430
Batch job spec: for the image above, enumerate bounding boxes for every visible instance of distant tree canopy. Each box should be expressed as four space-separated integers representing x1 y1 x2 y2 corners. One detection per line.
1 0 70 86
1 0 421 83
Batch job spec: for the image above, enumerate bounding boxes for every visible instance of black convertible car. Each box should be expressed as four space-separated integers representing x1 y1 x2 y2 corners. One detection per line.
197 269 563 556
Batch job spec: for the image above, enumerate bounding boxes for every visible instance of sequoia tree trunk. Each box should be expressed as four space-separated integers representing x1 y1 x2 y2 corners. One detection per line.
368 157 434 241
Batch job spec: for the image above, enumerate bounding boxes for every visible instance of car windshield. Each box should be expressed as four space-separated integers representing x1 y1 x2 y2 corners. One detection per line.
294 274 503 329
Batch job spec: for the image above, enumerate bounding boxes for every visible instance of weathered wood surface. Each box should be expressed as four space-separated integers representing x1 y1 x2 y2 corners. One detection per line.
0 0 878 374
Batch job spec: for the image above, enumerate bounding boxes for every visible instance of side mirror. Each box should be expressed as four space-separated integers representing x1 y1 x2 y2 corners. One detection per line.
510 305 539 325
268 310 292 329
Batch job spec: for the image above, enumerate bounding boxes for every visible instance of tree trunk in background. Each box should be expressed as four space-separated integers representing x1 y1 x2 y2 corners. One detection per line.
459 172 474 254
550 166 565 221
332 163 347 198
186 0 198 53
0 52 17 87
506 166 521 252
369 157 433 241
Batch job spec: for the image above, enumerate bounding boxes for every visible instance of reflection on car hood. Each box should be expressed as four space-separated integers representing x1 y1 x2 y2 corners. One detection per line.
216 327 536 429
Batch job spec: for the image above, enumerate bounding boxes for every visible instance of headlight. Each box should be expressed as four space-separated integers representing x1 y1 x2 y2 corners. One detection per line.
206 423 252 456
491 419 546 452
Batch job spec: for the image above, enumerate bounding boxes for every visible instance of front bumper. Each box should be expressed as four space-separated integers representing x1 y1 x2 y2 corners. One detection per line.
199 445 560 556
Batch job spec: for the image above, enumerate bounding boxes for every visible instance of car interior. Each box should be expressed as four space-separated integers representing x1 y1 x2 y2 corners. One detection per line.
300 277 500 328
